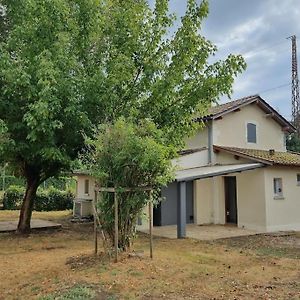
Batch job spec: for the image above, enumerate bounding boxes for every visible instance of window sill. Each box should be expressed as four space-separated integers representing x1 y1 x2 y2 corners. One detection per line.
273 196 285 200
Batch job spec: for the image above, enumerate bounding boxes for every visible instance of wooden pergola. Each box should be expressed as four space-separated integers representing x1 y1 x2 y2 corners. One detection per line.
92 186 153 262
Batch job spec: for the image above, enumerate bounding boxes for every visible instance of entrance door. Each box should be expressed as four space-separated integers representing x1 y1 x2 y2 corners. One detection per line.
224 176 238 224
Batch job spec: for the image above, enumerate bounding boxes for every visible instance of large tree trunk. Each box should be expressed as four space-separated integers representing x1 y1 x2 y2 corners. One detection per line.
17 177 40 234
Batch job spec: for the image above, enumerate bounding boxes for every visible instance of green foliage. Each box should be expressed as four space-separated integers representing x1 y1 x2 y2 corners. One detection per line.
81 0 246 147
87 118 175 250
0 0 92 181
89 118 175 187
286 134 300 153
2 185 74 211
0 0 245 231
34 187 74 211
2 185 24 209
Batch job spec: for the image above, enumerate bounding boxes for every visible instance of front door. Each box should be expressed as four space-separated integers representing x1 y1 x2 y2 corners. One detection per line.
224 176 238 224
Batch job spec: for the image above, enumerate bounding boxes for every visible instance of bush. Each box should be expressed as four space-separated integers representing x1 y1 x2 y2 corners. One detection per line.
34 187 74 211
2 185 24 210
2 185 74 211
87 118 175 251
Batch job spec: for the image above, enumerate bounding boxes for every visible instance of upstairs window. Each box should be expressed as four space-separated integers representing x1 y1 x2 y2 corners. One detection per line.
84 179 89 195
273 178 283 198
247 123 257 143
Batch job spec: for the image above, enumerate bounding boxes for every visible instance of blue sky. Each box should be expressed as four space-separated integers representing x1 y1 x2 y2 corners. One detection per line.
158 0 300 121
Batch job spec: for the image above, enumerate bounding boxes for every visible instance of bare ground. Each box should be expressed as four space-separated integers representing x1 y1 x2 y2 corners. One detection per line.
0 211 299 300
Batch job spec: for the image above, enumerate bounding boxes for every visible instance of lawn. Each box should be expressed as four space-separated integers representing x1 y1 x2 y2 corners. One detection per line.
0 211 299 299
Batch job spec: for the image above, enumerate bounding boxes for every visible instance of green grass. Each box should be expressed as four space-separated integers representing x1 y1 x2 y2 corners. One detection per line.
256 246 300 259
39 285 95 300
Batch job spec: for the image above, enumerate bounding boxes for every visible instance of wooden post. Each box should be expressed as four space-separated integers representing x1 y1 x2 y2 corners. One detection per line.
114 190 118 263
149 190 153 259
93 191 98 255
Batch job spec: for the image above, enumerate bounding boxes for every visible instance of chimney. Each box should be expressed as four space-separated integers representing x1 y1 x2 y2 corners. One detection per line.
269 149 275 156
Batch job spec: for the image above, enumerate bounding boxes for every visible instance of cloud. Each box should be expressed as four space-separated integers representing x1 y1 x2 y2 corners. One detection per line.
147 1 298 120
199 0 300 120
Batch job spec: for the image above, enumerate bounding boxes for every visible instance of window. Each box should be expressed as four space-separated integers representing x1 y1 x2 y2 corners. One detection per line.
273 178 283 198
247 123 257 143
84 179 89 195
297 174 300 186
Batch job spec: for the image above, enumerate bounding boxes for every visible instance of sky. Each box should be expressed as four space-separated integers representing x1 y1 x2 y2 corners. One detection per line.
161 0 300 121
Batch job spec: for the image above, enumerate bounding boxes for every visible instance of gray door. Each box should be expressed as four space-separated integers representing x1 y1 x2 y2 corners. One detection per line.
156 181 194 226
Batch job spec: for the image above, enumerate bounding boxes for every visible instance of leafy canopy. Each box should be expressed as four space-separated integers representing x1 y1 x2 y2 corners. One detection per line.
0 0 245 181
87 118 175 188
0 0 93 180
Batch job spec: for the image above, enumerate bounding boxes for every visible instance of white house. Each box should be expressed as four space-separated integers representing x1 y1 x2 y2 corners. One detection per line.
74 95 300 236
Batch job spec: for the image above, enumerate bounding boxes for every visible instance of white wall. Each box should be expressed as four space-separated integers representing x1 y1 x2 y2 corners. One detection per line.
76 175 96 200
194 168 268 231
194 176 225 225
185 127 208 149
172 149 209 170
264 166 300 231
236 169 267 231
214 151 253 165
194 178 213 224
213 104 286 151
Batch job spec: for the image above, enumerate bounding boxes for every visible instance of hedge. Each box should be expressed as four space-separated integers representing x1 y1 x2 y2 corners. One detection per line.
2 185 74 211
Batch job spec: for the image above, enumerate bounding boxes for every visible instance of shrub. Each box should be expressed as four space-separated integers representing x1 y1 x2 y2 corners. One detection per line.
2 185 74 211
2 185 24 210
35 187 74 211
87 118 175 251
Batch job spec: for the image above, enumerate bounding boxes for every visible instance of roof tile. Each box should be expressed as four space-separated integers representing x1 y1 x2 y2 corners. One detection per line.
214 146 300 167
208 95 258 116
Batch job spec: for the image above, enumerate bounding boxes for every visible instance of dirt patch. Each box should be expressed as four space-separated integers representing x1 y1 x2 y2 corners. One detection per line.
213 232 300 259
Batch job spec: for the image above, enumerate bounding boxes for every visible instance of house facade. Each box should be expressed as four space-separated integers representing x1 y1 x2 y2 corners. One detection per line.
74 95 300 235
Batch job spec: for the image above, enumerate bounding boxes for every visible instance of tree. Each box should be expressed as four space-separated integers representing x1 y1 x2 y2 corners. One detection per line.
286 134 300 153
87 118 174 250
0 1 96 233
0 0 245 233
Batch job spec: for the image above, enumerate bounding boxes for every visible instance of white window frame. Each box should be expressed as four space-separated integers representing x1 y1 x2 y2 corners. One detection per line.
273 178 284 199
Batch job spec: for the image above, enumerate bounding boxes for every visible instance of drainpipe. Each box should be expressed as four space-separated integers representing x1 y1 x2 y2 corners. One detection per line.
208 120 219 224
208 120 214 165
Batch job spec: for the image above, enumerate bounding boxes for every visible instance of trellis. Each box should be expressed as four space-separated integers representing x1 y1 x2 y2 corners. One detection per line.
92 186 153 262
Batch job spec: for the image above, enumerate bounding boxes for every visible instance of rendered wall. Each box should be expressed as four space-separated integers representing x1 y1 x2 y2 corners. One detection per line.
172 149 209 169
213 104 286 151
214 151 252 165
76 175 96 200
264 166 300 231
194 177 225 225
185 127 209 150
236 169 267 231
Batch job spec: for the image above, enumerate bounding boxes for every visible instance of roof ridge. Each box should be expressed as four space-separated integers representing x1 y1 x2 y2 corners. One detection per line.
211 95 258 109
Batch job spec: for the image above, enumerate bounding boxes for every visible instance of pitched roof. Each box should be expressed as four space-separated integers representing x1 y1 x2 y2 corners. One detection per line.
208 95 257 116
214 145 300 167
197 95 295 133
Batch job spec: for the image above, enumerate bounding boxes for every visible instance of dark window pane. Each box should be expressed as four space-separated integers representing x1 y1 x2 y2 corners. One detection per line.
84 179 89 194
247 123 257 143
